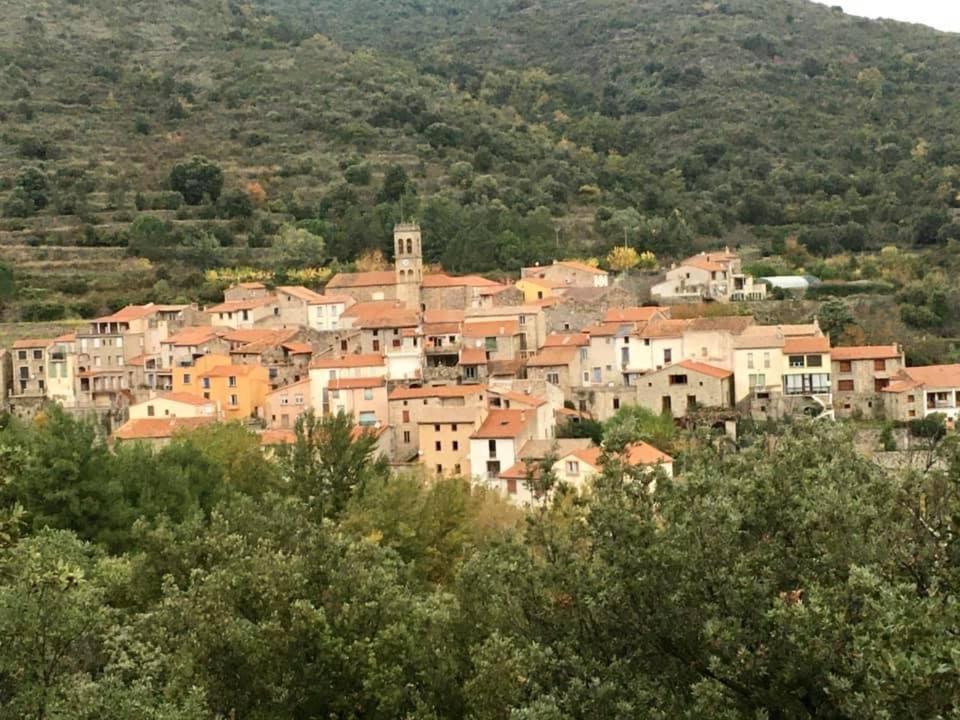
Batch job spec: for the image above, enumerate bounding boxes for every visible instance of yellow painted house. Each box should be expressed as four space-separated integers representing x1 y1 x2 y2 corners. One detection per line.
515 277 564 303
172 353 269 420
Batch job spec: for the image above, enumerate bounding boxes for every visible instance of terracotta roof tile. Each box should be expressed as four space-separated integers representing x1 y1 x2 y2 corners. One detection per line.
421 273 501 288
574 441 673 467
342 301 418 328
637 319 691 339
831 345 901 361
490 389 547 408
462 320 520 337
162 326 223 346
460 348 487 365
276 285 327 304
543 333 589 347
12 338 55 349
154 391 215 406
423 309 465 324
94 303 162 323
673 359 733 379
325 271 396 289
526 346 578 367
556 260 607 275
267 378 312 396
471 409 533 439
206 297 276 313
603 307 668 323
900 364 960 389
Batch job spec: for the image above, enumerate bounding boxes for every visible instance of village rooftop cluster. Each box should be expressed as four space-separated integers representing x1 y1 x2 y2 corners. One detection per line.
3 225 945 505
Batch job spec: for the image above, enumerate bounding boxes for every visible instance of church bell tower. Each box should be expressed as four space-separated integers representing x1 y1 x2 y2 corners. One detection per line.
394 223 423 311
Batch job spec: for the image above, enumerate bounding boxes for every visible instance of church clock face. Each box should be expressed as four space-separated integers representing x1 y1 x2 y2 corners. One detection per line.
401 259 410 268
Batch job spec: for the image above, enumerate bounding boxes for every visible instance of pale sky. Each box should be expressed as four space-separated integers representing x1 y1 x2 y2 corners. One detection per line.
815 1 960 32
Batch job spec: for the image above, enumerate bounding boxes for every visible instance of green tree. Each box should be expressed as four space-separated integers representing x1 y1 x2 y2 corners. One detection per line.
270 223 326 270
169 157 224 205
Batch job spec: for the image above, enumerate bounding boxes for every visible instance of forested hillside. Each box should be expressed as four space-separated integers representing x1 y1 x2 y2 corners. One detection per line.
1 0 959 323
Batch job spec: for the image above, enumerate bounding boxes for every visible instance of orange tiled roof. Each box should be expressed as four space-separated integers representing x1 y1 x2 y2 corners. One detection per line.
12 338 56 349
682 256 725 273
604 306 669 323
460 348 487 365
900 364 960 390
276 285 327 304
94 303 162 323
282 342 313 355
831 345 901 361
236 281 266 289
389 384 486 401
342 301 418 328
423 322 462 336
55 332 76 342
526 346 578 367
673 359 733 379
783 336 831 354
637 319 691 339
556 260 607 275
491 389 547 408
325 271 396 289
543 333 589 347
462 320 519 337
113 417 215 441
223 328 288 345
471 409 533 439
155 391 215 406
206 296 276 313
423 309 465 324
329 377 386 390
127 354 148 367
421 273 501 288
162 326 223 347
309 353 385 369
583 322 632 337
686 316 755 333
573 441 672 468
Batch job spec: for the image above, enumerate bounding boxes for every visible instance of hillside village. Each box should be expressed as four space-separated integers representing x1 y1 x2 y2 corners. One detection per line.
1 223 949 505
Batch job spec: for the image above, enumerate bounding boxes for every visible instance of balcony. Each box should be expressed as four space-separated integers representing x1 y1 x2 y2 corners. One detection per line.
425 342 460 355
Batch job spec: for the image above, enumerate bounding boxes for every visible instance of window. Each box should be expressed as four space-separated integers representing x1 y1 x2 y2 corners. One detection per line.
435 441 442 451
33 350 42 360
17 351 26 361
203 392 211 400
669 374 688 385
147 405 155 417
875 378 889 393
183 373 191 384
519 315 527 325
839 360 852 373
229 394 239 406
747 352 754 369
546 372 560 385
613 397 620 410
402 410 410 423
565 460 579 476
505 477 517 494
874 359 886 371
358 411 377 427
663 349 672 364
403 431 411 443
580 348 588 362
451 424 458 432
789 355 805 368
909 410 917 418
749 374 766 388
372 340 380 352
687 395 697 409
763 352 770 369
228 376 237 387
452 440 459 451
838 380 854 392
202 378 211 389
484 337 497 351
269 367 278 380
487 461 502 480
18 381 25 393
454 463 461 474
18 367 27 380
364 389 374 401
488 439 497 458
436 464 444 474
464 366 477 379
592 367 601 383
806 355 823 368
907 395 915 404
